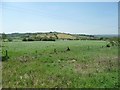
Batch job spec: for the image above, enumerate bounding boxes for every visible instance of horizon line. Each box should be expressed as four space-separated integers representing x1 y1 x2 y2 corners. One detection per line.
0 31 118 35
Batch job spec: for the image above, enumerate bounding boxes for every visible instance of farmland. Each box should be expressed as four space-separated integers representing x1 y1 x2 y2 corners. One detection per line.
2 40 118 88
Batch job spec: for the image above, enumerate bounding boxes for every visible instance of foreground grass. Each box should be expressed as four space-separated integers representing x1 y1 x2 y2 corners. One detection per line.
2 40 118 88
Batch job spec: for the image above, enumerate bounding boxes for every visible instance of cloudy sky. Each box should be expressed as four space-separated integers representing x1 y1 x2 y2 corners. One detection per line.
0 2 118 34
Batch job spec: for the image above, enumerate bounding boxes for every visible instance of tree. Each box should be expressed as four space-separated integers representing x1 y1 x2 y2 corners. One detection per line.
2 33 7 42
54 34 58 39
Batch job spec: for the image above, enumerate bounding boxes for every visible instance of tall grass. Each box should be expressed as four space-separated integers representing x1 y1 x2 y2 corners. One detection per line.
2 40 118 88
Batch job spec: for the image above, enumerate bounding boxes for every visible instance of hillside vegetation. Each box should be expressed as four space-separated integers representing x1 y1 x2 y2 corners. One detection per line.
0 32 101 42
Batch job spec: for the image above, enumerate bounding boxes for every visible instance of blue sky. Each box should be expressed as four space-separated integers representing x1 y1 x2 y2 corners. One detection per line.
1 2 118 34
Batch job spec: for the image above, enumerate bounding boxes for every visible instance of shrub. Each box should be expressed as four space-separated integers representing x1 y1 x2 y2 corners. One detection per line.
41 38 55 41
28 38 34 41
8 38 13 42
106 44 110 47
22 38 27 41
41 36 55 41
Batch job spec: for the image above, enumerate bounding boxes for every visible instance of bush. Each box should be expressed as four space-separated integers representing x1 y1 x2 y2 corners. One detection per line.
106 44 110 47
99 37 104 40
28 38 34 41
41 38 55 41
8 38 13 42
22 38 27 41
67 38 74 40
108 37 119 46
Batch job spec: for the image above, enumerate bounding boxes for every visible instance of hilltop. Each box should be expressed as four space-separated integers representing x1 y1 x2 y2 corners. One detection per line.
1 32 102 42
1 32 118 42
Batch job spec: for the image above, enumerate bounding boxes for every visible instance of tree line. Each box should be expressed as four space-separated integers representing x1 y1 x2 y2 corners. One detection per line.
1 33 119 45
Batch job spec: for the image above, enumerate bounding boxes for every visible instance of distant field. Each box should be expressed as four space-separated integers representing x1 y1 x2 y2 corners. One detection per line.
2 40 118 88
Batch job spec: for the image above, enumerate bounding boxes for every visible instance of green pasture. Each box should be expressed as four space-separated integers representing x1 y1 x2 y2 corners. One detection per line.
2 40 119 88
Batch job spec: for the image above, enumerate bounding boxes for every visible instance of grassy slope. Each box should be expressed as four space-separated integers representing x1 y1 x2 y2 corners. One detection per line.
57 34 76 39
2 40 118 88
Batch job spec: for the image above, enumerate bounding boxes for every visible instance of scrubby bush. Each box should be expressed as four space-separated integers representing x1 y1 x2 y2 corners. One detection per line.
2 33 7 42
8 38 13 42
28 38 34 41
108 37 119 46
22 38 27 41
106 44 111 47
41 38 55 41
41 36 56 41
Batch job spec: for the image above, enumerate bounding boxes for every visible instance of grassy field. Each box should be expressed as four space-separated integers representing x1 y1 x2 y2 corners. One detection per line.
2 40 118 88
